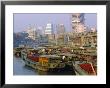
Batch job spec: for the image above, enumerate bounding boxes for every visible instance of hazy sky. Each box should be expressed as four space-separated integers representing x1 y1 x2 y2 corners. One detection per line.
14 13 97 33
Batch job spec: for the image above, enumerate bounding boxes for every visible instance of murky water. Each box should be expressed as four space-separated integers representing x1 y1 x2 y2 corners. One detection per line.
13 56 37 75
13 56 76 75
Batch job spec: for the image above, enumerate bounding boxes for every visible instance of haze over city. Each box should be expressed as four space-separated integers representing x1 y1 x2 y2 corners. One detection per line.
14 13 97 33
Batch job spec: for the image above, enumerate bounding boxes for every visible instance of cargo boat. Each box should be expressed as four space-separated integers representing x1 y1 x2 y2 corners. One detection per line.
73 62 96 75
21 49 39 70
37 55 66 72
14 47 24 57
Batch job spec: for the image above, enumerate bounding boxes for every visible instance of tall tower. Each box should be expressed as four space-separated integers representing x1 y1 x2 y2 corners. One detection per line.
57 24 65 35
26 26 36 40
37 26 44 36
56 24 66 45
72 13 86 33
45 23 54 41
45 23 53 35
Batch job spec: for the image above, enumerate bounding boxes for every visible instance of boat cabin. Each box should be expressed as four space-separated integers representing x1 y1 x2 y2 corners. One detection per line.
38 55 61 68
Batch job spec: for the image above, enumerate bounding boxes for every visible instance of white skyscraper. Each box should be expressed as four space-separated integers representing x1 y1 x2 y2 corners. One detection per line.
45 23 53 35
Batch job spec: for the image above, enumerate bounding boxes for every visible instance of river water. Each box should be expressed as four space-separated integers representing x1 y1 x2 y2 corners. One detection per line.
13 56 76 75
13 56 37 75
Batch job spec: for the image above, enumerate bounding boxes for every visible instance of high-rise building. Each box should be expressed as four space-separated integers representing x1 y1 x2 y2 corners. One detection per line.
45 23 53 35
75 23 86 33
26 26 36 40
56 24 66 45
72 13 86 33
37 26 44 36
44 23 54 41
57 24 65 34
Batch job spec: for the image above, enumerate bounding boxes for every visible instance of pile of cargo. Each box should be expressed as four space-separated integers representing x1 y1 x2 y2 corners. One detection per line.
79 63 96 75
27 54 39 62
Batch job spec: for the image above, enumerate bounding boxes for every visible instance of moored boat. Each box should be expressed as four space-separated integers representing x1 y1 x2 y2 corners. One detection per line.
14 47 23 57
37 55 66 72
21 49 39 69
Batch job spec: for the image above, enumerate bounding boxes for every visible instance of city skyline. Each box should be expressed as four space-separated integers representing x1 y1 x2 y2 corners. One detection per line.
13 13 97 76
14 13 97 33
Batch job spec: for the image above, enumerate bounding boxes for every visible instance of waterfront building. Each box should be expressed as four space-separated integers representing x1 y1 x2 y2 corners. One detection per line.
68 31 97 47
